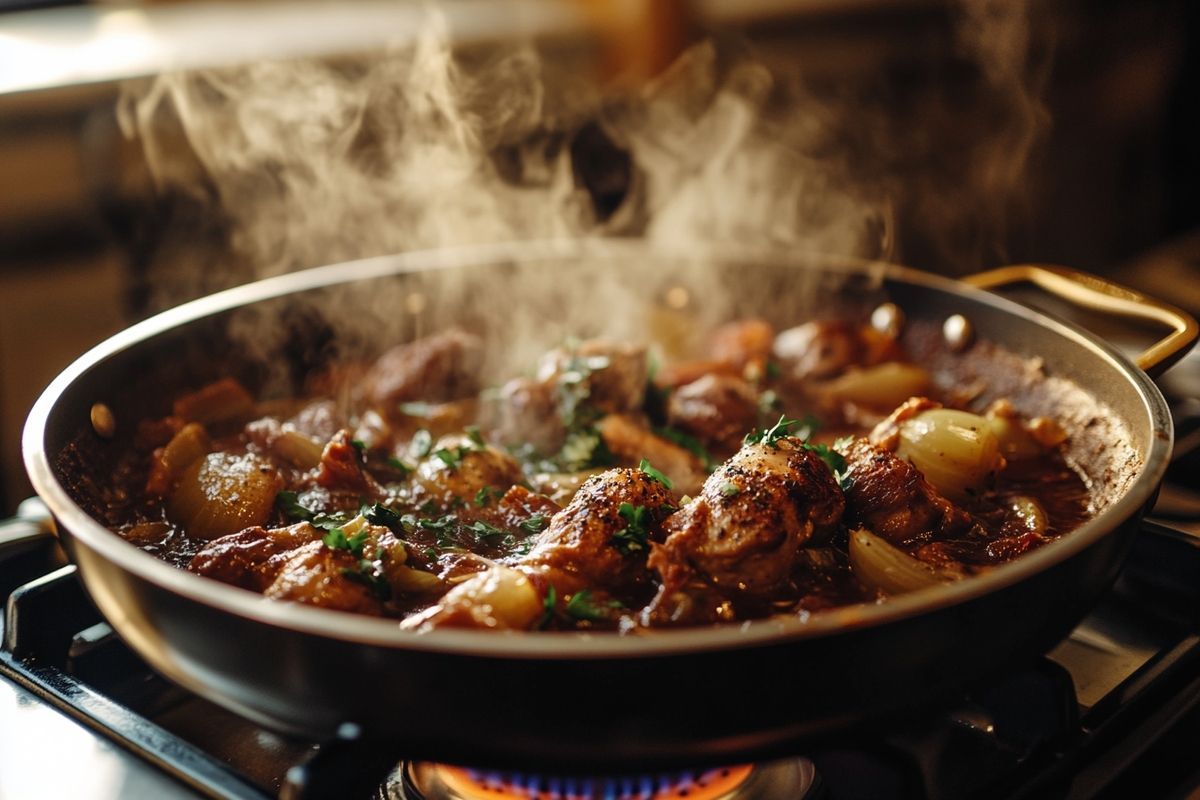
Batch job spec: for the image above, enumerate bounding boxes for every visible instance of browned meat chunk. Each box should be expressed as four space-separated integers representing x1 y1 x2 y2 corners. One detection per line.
773 321 902 381
288 399 344 442
597 414 707 497
262 540 383 615
538 340 647 419
365 329 483 407
710 319 775 374
646 438 845 624
494 485 561 528
402 468 673 631
485 376 565 454
839 438 973 545
666 373 760 454
187 522 321 590
523 467 674 597
413 433 525 511
316 430 381 496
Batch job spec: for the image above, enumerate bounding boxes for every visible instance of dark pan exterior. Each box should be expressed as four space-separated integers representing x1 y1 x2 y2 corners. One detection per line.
23 242 1175 769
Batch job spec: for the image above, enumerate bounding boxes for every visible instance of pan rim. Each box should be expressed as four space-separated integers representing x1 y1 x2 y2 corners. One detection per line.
22 239 1173 658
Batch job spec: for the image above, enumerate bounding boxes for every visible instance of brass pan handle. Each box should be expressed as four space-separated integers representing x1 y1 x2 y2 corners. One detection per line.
963 264 1199 377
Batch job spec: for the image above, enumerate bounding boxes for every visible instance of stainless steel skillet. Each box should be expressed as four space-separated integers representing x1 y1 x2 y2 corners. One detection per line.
22 240 1197 770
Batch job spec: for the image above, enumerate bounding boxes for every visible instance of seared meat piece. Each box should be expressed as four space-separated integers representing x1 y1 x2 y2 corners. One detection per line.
261 540 383 615
538 339 648 419
365 329 483 407
187 522 321 590
402 468 673 631
493 485 561 528
839 438 973 545
655 321 775 388
485 376 566 454
413 433 525 511
316 430 382 496
597 414 707 497
191 519 402 615
523 467 674 595
288 400 344 442
666 373 760 455
710 319 775 375
773 321 902 381
645 438 845 624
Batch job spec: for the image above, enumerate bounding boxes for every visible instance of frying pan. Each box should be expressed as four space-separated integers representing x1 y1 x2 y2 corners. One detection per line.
20 240 1198 770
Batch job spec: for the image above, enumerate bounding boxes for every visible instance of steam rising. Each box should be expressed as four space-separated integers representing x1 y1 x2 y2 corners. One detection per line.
116 2 1049 378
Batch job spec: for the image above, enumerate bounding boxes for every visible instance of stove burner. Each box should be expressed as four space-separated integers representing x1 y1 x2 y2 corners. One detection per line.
395 760 819 800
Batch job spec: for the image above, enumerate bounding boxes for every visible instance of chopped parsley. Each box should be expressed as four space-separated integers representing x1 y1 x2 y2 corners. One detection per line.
720 481 741 497
611 503 650 554
465 425 487 448
433 447 465 469
276 490 314 521
323 527 368 557
350 438 367 454
474 486 502 507
539 585 558 629
519 513 549 534
804 436 854 490
565 589 623 622
338 565 390 600
743 414 818 448
464 520 507 542
638 458 673 490
363 502 404 532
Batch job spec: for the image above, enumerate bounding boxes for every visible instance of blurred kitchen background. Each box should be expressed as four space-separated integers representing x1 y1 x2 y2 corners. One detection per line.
0 0 1197 514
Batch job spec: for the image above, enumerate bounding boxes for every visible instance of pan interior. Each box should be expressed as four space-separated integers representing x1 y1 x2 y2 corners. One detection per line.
30 244 1164 653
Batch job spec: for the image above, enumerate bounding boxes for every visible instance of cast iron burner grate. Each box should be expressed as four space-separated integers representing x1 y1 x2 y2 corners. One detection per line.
1 503 1198 799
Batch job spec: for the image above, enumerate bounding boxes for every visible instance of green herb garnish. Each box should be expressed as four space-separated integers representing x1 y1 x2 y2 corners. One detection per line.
363 502 404 532
611 503 650 554
719 481 741 497
464 520 507 542
743 414 814 448
433 447 464 469
565 589 623 622
804 436 854 490
323 527 369 557
339 566 391 600
276 490 314 521
474 486 502 507
465 425 486 448
638 458 674 490
540 585 558 629
519 513 549 534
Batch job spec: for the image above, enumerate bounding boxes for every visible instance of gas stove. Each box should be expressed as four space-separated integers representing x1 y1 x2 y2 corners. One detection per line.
1 491 1198 800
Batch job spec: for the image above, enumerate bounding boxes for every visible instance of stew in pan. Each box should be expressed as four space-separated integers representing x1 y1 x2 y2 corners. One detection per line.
91 310 1093 632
